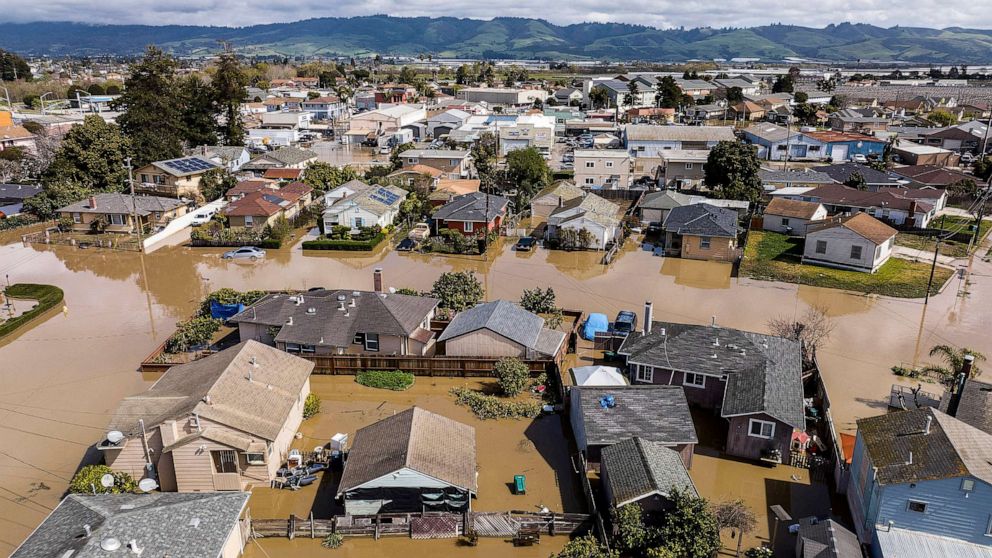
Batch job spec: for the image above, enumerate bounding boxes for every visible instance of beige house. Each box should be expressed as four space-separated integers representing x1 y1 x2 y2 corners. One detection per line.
803 213 896 273
439 300 566 361
574 149 632 189
57 193 188 233
99 341 313 492
762 198 828 237
660 149 709 190
134 156 222 198
663 204 741 262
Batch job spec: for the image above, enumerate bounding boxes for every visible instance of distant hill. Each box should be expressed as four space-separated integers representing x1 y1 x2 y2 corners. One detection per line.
3 17 992 63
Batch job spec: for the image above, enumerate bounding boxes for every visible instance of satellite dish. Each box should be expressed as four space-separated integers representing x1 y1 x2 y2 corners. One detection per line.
100 474 115 488
106 431 125 444
100 538 121 551
138 478 159 493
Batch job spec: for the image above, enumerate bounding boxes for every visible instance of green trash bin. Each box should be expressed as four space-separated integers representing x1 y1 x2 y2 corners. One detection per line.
514 474 526 495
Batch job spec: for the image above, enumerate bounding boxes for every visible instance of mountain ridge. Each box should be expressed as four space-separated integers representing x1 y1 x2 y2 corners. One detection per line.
2 16 992 63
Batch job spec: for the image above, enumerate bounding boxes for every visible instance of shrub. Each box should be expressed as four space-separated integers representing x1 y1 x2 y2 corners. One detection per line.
0 214 39 231
520 287 556 314
258 238 282 249
394 287 421 296
450 387 541 420
431 271 483 311
745 548 774 558
69 465 136 494
0 284 64 339
494 357 530 396
164 316 222 353
303 393 321 419
356 370 415 391
321 532 344 549
301 233 386 251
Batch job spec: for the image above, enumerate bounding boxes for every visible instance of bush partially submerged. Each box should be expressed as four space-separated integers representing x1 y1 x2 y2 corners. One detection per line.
321 532 344 549
356 370 415 391
494 357 530 397
450 387 541 420
303 393 321 419
69 465 136 494
164 316 221 353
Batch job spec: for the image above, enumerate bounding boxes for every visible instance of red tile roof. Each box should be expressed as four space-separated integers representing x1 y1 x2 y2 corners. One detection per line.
223 191 285 217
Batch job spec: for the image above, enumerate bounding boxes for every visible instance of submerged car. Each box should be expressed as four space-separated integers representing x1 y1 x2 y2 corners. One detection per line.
396 238 416 251
515 237 537 251
222 246 266 260
613 310 638 335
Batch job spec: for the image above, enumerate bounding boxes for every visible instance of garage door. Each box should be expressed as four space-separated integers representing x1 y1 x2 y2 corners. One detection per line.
832 145 848 161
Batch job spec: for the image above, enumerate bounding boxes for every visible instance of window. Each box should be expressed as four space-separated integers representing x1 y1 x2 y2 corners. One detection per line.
815 240 827 254
301 344 316 354
748 419 775 439
606 161 614 168
684 372 706 388
246 452 265 465
365 333 380 352
285 343 301 353
585 161 595 168
154 175 166 185
140 174 149 183
699 236 711 249
464 221 474 232
685 163 693 169
354 217 364 228
781 218 790 226
585 178 595 185
906 500 928 514
850 245 863 260
244 215 254 227
635 365 653 383
809 145 821 152
211 450 237 473
109 214 125 226
353 333 365 345
72 212 81 224
962 479 975 492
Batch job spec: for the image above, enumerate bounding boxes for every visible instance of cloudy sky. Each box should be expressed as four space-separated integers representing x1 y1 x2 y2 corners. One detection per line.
3 0 989 29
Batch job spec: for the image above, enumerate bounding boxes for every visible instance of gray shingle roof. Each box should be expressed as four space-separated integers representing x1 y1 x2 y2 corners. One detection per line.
619 322 805 428
857 407 992 486
758 168 836 185
625 124 736 143
572 385 698 447
337 407 477 494
247 146 318 167
601 437 697 507
230 289 438 348
58 193 184 216
106 340 313 444
432 192 510 222
943 379 992 436
402 149 470 159
816 163 902 186
796 517 862 558
438 300 563 357
11 493 248 558
150 156 222 177
549 193 621 228
0 183 42 202
663 204 740 238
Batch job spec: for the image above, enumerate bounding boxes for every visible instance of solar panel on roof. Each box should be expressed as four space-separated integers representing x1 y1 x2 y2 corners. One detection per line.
163 157 216 174
369 188 400 206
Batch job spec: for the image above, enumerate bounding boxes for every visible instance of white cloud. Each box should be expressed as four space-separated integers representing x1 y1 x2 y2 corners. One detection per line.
1 0 988 29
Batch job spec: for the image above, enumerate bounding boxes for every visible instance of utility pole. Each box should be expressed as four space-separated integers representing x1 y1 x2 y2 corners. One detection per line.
125 157 144 253
924 236 941 305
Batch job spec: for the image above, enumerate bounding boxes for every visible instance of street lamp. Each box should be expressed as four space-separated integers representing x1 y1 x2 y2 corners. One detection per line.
40 92 55 115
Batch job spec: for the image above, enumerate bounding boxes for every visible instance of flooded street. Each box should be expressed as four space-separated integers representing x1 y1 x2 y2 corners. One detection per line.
0 231 990 554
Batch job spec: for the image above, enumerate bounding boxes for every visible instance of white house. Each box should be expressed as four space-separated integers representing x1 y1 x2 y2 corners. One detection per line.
802 213 897 273
428 109 471 138
497 113 556 157
624 125 736 158
573 149 632 189
762 198 828 237
546 193 622 250
323 182 407 230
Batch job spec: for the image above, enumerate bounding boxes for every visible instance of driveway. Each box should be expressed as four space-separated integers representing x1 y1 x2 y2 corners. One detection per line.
893 245 957 266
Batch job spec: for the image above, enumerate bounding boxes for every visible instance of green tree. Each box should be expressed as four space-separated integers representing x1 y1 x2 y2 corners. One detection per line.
655 76 683 109
198 169 237 201
399 190 432 222
703 141 763 202
113 46 184 165
44 115 130 192
948 178 979 198
303 393 321 419
519 287 556 314
793 103 819 126
86 83 106 95
471 131 499 191
928 109 957 126
494 357 530 396
654 489 721 558
213 51 248 146
303 161 359 193
389 142 415 170
178 75 218 147
505 147 551 206
972 156 992 181
552 535 617 558
922 345 986 383
772 75 794 93
0 49 31 82
725 87 744 103
793 91 809 104
69 465 136 494
398 66 417 84
23 179 93 220
589 85 610 109
844 172 867 190
614 504 661 554
430 271 484 311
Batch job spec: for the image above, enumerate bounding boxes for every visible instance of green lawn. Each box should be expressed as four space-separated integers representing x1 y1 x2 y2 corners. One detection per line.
0 284 64 339
741 231 953 298
929 215 992 241
895 233 970 258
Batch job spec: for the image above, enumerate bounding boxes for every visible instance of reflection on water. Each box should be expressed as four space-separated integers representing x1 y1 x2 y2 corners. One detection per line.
659 257 732 290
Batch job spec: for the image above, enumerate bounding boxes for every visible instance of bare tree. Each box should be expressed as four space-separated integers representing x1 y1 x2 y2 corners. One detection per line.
712 499 757 557
767 304 835 368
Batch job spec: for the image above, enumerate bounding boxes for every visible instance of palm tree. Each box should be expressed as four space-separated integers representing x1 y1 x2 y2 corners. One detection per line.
922 345 986 383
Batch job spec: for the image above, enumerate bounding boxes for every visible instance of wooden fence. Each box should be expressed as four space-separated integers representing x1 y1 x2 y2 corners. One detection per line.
249 511 592 541
304 354 553 376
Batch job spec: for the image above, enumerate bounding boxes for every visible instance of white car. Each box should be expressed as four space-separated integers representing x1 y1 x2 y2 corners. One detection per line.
852 154 868 163
190 210 215 226
223 246 266 260
961 152 975 164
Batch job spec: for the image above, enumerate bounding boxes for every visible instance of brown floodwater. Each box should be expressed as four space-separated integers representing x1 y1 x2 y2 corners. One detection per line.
0 230 990 555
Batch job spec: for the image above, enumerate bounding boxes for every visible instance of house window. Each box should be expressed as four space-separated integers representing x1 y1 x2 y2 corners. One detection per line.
72 212 81 224
962 479 976 492
464 222 474 232
585 178 595 185
246 452 265 465
585 161 595 168
635 365 653 383
244 215 254 227
140 174 149 183
684 372 706 388
353 333 365 345
211 450 237 473
109 214 125 226
699 236 711 249
748 419 776 439
365 333 380 352
850 245 863 260
354 217 364 228
781 218 790 226
906 500 928 514
815 240 827 254
605 161 614 168
285 343 301 353
301 344 316 354
685 163 693 169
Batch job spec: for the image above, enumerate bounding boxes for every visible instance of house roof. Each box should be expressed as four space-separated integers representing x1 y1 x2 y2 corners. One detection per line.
803 130 884 144
326 183 407 216
106 341 313 444
10 493 249 558
223 190 289 217
389 164 444 178
815 163 901 186
796 517 862 558
200 146 248 163
403 149 469 159
765 198 824 220
625 124 736 143
856 407 992 486
759 168 836 185
226 180 275 198
550 192 622 228
663 204 739 238
432 192 509 222
875 526 992 558
601 437 698 506
619 322 805 428
744 123 809 143
806 213 897 245
942 379 992 436
435 179 481 197
534 181 586 204
337 407 477 494
58 193 184 216
804 183 932 214
263 168 303 180
251 146 317 167
438 300 564 357
571 385 698 447
890 165 971 187
0 183 43 201
230 289 438 348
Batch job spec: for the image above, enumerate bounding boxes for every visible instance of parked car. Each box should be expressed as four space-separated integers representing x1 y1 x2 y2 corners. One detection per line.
396 238 416 251
408 222 431 241
612 311 637 335
514 237 537 251
379 145 392 155
222 246 266 260
851 154 868 163
190 209 216 226
961 152 975 164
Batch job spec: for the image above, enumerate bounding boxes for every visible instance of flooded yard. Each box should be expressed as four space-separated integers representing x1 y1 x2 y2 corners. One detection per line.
0 230 990 554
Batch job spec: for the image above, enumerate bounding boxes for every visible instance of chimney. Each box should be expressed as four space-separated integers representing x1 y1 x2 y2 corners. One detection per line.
129 539 143 555
711 315 717 328
83 524 92 538
924 414 932 435
373 268 383 293
203 395 212 405
946 356 974 417
643 301 653 335
88 195 97 209
558 196 564 208
909 200 917 219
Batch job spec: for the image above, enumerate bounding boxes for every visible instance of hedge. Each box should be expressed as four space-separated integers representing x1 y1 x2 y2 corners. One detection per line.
450 387 542 420
356 370 415 391
302 233 386 251
190 238 281 249
0 283 64 339
0 215 39 231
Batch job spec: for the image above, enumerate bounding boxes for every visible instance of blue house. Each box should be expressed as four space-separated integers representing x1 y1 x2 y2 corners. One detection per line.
805 130 887 162
742 123 826 161
847 407 992 557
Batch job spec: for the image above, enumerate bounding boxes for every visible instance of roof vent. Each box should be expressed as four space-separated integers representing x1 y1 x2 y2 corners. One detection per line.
286 316 293 326
189 517 201 528
352 291 361 296
349 298 356 307
338 301 345 310
294 296 303 305
306 307 317 315
100 538 121 551
83 524 92 538
128 539 143 555
713 337 720 347
337 294 346 302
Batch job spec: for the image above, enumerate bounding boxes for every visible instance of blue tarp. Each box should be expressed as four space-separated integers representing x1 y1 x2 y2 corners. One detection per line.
582 313 610 341
210 300 245 320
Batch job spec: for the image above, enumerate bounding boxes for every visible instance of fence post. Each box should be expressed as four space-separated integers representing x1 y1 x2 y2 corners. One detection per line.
288 514 296 540
310 511 315 539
